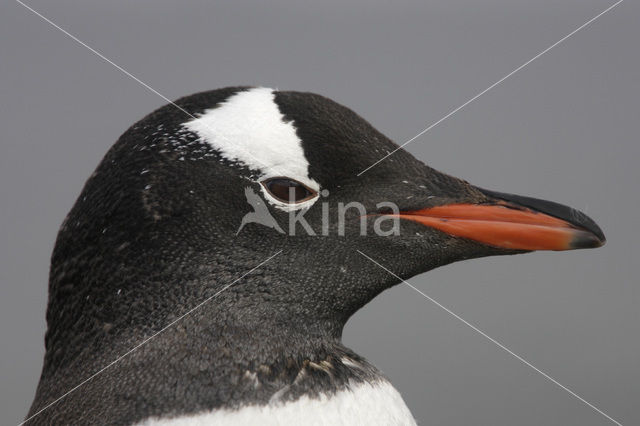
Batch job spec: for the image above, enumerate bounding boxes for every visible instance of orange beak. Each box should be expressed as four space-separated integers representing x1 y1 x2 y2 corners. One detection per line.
394 190 605 251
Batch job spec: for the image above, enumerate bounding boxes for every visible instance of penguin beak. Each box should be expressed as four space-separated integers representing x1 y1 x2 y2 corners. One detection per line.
394 188 605 251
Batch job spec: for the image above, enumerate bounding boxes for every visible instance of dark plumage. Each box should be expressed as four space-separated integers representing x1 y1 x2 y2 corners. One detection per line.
26 87 604 425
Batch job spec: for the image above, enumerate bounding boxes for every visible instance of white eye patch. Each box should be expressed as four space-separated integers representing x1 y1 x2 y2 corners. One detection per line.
182 87 320 211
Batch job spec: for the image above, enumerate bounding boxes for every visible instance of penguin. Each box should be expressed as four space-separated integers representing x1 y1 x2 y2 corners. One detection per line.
25 86 605 425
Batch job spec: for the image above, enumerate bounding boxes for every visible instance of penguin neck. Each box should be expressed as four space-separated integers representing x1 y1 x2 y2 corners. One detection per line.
32 271 377 425
42 265 349 377
185 301 348 363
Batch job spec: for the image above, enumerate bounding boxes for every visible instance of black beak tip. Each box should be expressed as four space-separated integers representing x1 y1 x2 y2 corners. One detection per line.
570 230 606 249
477 187 606 250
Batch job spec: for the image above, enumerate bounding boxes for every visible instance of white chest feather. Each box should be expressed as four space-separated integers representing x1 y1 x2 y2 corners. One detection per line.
136 381 416 426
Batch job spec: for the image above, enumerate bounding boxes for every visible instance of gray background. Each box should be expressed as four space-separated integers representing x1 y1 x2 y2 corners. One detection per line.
1 0 638 424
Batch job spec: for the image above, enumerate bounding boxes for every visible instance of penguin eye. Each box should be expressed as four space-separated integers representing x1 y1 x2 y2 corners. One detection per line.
262 178 317 204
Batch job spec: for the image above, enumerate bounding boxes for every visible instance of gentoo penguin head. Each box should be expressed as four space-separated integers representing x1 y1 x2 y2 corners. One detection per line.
42 85 605 370
48 87 605 350
27 86 606 424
